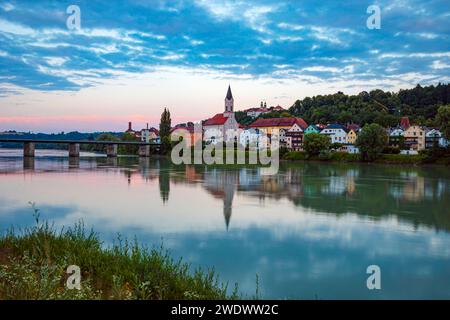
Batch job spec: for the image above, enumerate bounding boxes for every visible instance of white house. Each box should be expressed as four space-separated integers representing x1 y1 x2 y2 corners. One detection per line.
320 124 347 144
426 129 448 148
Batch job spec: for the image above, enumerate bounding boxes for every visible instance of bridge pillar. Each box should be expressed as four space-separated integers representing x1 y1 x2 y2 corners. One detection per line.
24 142 35 157
106 144 118 157
139 145 151 157
23 157 35 170
68 143 80 157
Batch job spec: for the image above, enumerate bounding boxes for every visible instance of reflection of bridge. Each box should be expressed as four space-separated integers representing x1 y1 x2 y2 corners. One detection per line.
0 138 160 158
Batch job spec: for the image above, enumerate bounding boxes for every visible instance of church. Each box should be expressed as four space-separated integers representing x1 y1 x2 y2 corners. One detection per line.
203 85 241 144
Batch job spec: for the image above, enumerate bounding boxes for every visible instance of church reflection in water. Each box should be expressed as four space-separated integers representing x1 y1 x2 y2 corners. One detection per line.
121 159 450 232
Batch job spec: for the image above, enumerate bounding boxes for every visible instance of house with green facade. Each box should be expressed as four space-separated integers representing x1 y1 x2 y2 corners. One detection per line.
304 125 320 135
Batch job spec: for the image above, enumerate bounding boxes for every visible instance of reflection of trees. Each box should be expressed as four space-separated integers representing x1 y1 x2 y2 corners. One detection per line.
159 162 171 204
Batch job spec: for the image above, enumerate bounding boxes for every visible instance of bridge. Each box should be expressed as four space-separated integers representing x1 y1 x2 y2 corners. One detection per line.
0 138 161 158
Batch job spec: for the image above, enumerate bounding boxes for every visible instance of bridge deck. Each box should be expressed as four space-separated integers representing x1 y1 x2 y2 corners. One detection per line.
0 138 160 146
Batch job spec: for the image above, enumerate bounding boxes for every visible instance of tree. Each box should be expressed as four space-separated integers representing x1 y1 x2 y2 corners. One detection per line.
119 132 138 155
159 108 172 154
436 105 450 140
303 133 331 157
356 123 388 161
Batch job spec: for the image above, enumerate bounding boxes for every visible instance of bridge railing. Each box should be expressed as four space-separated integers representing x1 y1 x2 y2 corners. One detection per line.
0 138 160 157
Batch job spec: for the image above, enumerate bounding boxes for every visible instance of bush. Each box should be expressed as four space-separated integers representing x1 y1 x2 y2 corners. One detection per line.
382 146 401 154
303 133 331 157
356 123 388 161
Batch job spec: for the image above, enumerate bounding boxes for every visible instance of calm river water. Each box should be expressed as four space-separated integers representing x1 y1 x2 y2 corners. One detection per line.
0 149 449 299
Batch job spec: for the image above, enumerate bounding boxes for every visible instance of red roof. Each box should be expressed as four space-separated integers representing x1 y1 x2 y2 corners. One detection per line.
249 117 308 129
400 117 410 130
346 123 360 131
203 113 229 126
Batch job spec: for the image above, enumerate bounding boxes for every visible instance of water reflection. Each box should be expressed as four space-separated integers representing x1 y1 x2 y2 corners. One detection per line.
0 152 450 299
4 155 450 232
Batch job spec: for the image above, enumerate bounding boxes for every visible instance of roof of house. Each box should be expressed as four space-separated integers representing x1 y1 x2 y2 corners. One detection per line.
306 124 320 131
400 116 411 129
324 123 347 130
171 125 195 133
346 123 361 131
203 113 230 126
249 117 308 129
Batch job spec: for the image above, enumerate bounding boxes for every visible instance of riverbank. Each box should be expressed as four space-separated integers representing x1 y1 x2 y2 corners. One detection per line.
0 218 239 300
282 151 450 165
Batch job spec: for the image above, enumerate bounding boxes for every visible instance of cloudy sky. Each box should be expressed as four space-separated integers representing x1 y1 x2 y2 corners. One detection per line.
0 0 449 132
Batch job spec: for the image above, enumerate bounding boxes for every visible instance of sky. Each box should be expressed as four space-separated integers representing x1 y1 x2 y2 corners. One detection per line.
0 0 449 133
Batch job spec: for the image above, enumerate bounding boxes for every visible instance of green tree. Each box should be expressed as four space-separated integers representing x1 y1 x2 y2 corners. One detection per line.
89 133 119 152
356 123 388 161
159 108 172 138
436 105 450 140
119 132 138 155
159 108 172 154
303 133 331 157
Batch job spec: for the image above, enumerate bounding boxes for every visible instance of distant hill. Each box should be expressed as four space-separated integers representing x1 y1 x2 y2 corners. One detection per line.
0 131 122 149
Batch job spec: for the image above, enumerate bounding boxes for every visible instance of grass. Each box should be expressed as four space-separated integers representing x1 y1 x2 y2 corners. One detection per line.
0 207 239 300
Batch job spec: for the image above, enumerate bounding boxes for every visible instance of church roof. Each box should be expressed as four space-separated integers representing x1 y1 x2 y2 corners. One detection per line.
249 117 308 129
226 85 233 100
203 113 229 126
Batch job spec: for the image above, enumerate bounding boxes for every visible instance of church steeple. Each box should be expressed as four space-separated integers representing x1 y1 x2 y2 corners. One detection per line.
224 85 234 113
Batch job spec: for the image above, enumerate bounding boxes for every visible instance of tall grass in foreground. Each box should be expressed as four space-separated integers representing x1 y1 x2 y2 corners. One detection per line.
0 212 239 300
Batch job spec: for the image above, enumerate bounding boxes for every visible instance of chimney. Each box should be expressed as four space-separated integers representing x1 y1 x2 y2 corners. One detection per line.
128 122 132 131
146 123 149 130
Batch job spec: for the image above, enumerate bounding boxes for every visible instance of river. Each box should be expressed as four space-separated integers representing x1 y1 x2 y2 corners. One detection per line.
0 149 449 299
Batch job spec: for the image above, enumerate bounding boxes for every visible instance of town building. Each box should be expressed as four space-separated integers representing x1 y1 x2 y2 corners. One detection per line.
141 124 159 143
320 124 348 144
203 86 240 144
425 128 448 148
248 117 308 147
404 125 425 151
346 129 357 145
285 123 305 151
388 127 404 147
304 125 321 135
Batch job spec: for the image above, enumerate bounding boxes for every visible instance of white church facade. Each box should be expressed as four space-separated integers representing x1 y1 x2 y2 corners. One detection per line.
203 86 241 144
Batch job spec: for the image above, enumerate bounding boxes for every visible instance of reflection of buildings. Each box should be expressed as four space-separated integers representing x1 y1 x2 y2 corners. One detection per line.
203 169 239 230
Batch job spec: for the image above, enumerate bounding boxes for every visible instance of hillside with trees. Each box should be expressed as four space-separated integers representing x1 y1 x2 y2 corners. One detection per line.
289 83 449 127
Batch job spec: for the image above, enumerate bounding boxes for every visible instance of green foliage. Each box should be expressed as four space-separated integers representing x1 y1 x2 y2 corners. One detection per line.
329 142 343 151
86 133 119 153
282 151 308 161
436 105 450 140
159 108 172 139
0 217 240 300
234 111 255 126
303 133 331 157
356 123 388 161
159 108 172 154
118 132 139 155
289 83 449 126
382 146 401 154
